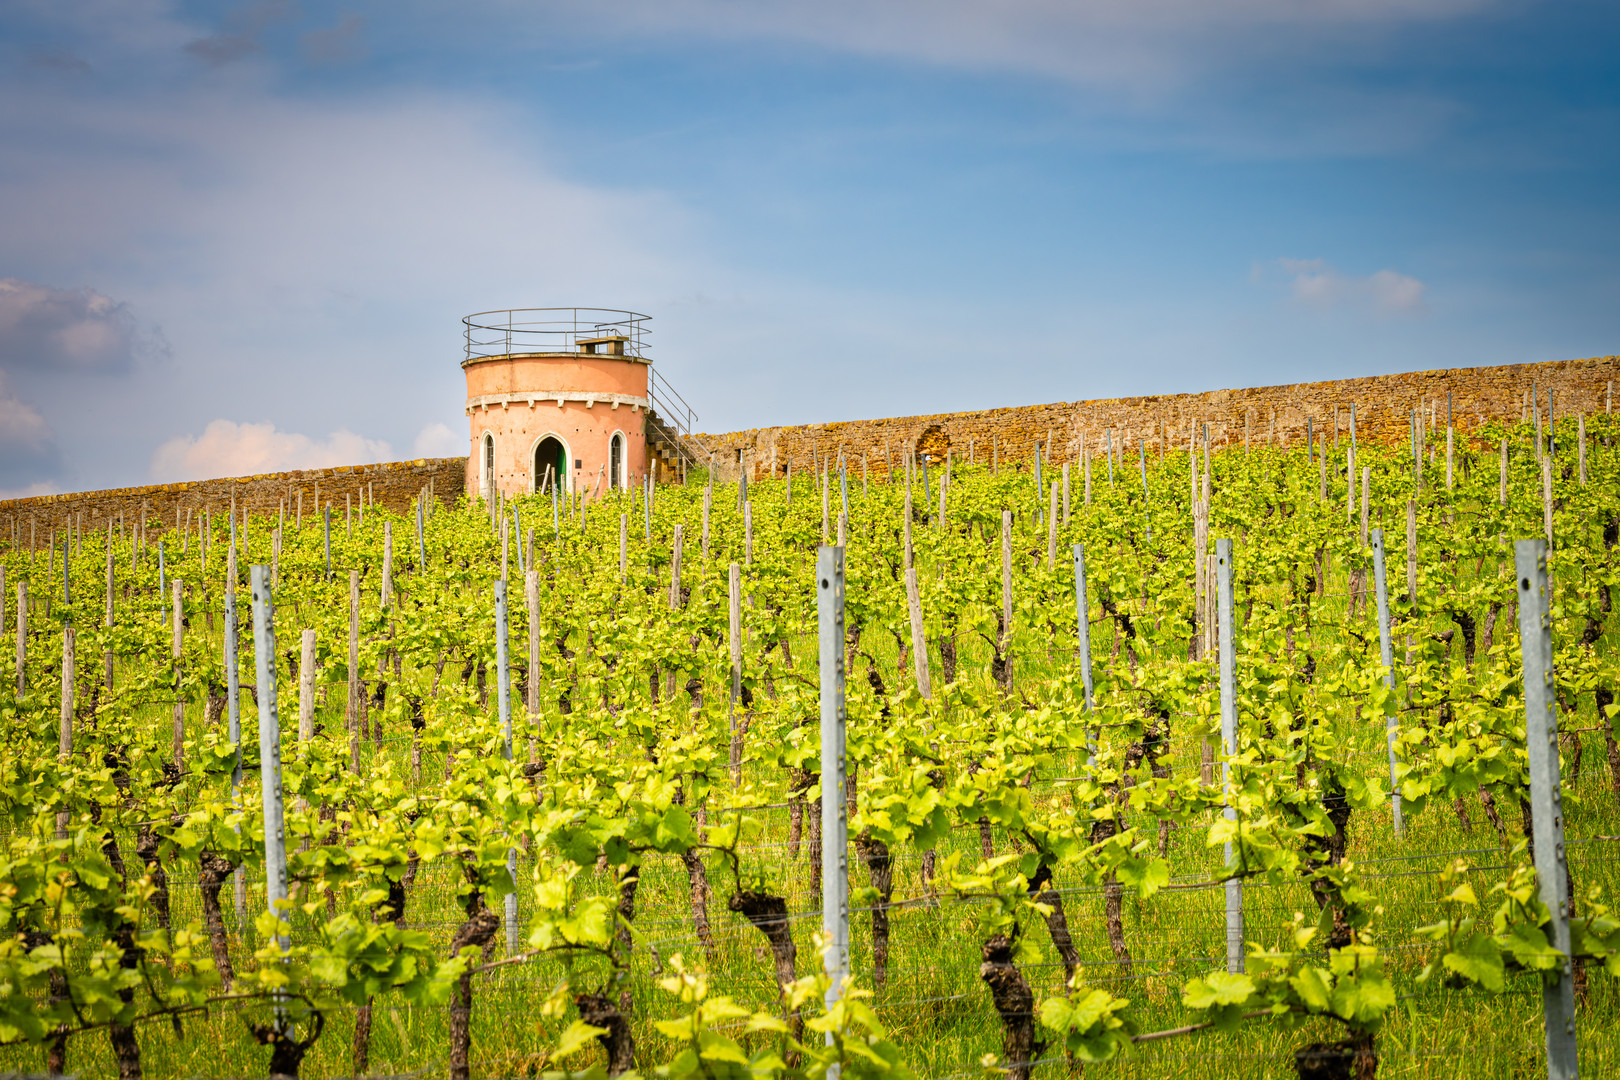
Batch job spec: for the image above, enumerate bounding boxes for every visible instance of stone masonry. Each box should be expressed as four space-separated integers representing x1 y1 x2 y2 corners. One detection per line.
689 354 1620 482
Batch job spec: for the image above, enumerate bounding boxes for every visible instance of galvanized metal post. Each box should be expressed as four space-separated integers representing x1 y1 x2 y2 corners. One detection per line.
1517 539 1579 1079
729 562 743 784
158 540 166 623
817 545 848 1027
250 565 289 953
417 500 426 572
495 578 519 953
324 505 332 579
1073 543 1096 766
1215 538 1243 973
1370 530 1404 836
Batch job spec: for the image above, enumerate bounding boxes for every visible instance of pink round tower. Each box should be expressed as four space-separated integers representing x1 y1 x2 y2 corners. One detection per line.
462 308 683 500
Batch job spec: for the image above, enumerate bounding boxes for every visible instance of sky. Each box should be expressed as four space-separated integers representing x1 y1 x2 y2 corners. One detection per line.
0 0 1617 495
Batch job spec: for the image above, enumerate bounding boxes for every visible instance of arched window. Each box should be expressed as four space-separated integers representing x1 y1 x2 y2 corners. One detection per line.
482 433 495 498
609 433 624 489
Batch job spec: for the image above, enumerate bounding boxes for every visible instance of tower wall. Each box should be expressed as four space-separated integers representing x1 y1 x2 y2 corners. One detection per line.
463 351 650 498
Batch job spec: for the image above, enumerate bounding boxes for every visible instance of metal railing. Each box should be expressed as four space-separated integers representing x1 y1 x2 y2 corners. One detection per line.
462 306 714 474
462 307 650 360
647 366 714 471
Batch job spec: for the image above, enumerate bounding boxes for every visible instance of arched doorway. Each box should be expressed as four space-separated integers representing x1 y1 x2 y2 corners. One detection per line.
534 435 568 493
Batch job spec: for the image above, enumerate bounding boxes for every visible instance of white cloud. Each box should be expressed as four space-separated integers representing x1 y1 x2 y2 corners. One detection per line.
0 277 152 371
1279 258 1427 314
0 372 51 448
412 422 462 458
149 420 394 482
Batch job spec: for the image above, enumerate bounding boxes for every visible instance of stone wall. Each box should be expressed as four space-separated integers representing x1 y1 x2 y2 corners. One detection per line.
689 355 1620 482
1 458 468 545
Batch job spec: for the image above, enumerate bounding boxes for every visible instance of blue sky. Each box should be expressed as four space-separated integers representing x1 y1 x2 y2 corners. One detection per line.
0 0 1616 493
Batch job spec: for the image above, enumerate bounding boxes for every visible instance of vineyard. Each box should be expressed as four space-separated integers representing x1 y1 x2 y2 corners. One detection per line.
3 410 1619 1080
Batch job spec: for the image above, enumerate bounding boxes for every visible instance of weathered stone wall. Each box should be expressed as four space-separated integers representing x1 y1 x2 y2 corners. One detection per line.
1 458 468 544
690 355 1620 482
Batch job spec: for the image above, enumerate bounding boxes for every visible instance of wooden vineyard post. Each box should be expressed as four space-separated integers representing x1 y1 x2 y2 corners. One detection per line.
348 570 361 772
1000 510 1013 693
840 458 850 523
1215 537 1243 973
1542 458 1555 556
324 506 333 580
1447 392 1455 490
1517 538 1579 1080
57 626 74 839
1407 500 1418 599
744 500 753 566
702 485 711 560
494 577 519 954
298 629 317 741
817 544 849 1025
1370 529 1404 836
821 467 830 544
903 479 913 570
382 522 394 609
172 579 184 773
729 563 743 784
669 524 684 611
1359 466 1371 548
416 499 426 571
1046 481 1058 566
1062 463 1070 525
1579 414 1587 484
906 566 931 699
1501 437 1510 507
619 514 628 583
250 564 290 980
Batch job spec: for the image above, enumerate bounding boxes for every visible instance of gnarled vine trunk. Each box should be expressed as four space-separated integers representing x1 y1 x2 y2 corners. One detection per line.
728 889 802 1040
575 992 636 1076
979 932 1041 1080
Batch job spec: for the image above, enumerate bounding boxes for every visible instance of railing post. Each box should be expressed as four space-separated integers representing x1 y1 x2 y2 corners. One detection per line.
1216 537 1243 974
817 545 848 1034
1370 530 1404 836
1518 539 1579 1080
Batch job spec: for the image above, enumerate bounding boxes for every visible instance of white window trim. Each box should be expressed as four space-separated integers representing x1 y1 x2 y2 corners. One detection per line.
480 430 496 499
608 429 628 490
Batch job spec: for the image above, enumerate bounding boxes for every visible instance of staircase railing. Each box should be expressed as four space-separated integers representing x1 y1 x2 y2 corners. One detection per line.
647 367 715 472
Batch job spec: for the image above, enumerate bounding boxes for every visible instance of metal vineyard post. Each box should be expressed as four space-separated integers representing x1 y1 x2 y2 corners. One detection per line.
1371 530 1404 836
1215 538 1243 973
1517 538 1578 1080
817 544 849 1034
